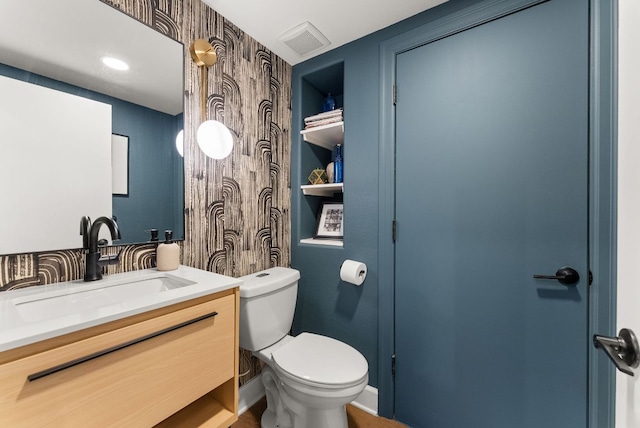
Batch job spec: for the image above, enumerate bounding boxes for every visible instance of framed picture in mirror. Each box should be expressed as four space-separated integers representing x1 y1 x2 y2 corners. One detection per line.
112 134 129 196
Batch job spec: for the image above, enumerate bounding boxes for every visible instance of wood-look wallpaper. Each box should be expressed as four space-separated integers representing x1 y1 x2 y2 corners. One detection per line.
103 0 292 276
0 0 292 288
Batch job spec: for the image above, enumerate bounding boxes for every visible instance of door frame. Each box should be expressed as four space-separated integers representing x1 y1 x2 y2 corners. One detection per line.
376 0 618 425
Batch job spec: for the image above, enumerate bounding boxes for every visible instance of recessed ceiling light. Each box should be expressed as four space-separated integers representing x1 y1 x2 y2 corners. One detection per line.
101 56 129 71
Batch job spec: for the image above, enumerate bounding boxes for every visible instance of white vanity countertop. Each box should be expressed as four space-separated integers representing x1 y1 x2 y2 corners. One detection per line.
0 265 242 352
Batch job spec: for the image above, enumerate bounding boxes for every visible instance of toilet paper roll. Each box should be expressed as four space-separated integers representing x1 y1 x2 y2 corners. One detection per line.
340 259 367 286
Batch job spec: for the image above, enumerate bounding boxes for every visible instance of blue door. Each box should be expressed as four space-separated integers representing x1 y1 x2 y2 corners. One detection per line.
394 0 589 426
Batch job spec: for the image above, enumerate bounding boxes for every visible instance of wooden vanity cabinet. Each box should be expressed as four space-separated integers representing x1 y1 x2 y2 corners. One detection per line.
0 288 239 427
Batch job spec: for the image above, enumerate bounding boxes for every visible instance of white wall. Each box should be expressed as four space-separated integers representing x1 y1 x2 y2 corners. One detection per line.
0 76 112 254
616 1 640 426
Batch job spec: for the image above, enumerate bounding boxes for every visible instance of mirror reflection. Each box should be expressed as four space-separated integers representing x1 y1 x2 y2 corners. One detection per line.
0 0 184 254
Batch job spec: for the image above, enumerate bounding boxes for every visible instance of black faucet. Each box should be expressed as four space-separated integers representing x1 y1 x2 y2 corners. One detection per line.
81 216 122 281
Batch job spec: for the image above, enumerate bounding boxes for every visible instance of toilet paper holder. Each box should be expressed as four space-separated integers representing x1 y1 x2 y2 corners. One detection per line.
340 260 367 286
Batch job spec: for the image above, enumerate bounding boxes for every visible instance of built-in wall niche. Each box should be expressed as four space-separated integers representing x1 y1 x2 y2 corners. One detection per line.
298 62 345 247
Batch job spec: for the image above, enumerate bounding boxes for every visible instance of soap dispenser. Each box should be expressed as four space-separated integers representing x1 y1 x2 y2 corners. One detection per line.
157 230 179 271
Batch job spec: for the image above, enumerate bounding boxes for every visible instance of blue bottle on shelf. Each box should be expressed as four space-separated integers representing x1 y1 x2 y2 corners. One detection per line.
334 144 343 183
322 93 336 112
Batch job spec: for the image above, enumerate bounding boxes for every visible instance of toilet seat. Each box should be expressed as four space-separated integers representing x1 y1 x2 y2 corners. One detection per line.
271 332 368 389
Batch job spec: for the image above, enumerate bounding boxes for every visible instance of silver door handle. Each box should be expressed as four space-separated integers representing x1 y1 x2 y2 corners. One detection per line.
593 328 640 376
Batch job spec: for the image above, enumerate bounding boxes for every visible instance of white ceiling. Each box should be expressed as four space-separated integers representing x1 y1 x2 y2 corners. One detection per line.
0 0 449 114
202 0 449 65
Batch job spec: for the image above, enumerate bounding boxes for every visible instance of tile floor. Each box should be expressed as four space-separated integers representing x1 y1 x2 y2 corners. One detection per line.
231 397 407 428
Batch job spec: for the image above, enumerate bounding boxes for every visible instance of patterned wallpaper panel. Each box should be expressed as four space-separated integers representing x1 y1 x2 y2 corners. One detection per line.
0 245 157 292
105 0 293 277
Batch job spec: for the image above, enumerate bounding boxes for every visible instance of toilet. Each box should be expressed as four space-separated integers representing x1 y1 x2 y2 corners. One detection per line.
239 267 369 428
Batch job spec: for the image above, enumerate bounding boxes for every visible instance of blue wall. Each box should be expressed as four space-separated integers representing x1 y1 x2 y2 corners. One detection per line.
291 0 484 390
0 63 184 244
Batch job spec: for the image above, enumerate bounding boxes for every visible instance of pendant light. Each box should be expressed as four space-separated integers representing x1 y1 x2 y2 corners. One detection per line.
189 39 233 159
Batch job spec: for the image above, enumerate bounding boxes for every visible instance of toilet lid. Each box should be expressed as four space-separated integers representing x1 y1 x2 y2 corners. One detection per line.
271 332 368 386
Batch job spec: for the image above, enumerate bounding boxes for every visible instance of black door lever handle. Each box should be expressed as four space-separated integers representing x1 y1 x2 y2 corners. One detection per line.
533 267 579 286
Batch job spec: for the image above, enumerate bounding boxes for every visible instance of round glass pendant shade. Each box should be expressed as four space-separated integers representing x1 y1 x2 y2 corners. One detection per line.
197 120 233 159
175 130 184 157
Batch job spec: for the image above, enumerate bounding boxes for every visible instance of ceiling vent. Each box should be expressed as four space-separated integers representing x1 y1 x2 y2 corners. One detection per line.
278 22 330 57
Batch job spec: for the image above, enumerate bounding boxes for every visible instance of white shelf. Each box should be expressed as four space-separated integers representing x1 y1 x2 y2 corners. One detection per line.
300 121 344 150
300 119 344 247
300 238 344 247
301 183 344 196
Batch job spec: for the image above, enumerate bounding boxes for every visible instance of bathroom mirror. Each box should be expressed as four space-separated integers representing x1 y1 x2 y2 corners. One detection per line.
0 0 184 254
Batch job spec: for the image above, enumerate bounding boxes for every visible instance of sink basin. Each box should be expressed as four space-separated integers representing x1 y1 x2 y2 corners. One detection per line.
0 265 243 353
12 274 196 323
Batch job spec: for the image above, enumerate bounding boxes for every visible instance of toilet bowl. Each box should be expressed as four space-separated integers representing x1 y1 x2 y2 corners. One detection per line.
239 267 369 428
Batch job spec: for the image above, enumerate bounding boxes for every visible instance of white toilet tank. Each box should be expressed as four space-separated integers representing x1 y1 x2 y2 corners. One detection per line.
238 267 300 351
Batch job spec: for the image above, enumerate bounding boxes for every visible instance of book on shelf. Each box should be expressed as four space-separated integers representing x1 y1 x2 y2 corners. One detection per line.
304 108 343 129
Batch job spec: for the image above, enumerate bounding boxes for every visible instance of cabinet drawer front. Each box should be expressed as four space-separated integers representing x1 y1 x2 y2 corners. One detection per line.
0 294 235 427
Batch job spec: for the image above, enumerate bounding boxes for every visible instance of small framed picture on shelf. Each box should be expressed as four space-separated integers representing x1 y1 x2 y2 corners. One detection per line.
315 202 344 239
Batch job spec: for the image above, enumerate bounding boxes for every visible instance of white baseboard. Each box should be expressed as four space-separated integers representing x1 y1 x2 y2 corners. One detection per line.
238 374 379 418
350 385 378 416
238 375 266 415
